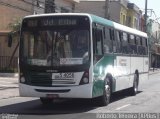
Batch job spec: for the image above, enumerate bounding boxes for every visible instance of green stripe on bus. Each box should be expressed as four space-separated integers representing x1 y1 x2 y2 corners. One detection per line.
90 14 114 27
92 55 114 97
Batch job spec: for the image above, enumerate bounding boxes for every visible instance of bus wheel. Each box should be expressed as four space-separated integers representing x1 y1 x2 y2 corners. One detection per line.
98 80 111 106
129 73 139 96
40 97 53 105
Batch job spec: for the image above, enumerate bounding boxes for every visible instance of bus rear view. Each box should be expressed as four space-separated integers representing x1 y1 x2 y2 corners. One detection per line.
19 14 93 104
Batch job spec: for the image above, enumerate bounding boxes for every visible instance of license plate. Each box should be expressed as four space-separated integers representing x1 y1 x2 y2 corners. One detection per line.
52 73 74 80
46 94 59 98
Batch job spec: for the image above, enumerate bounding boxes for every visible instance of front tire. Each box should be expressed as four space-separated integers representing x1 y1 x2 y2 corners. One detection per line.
97 79 111 106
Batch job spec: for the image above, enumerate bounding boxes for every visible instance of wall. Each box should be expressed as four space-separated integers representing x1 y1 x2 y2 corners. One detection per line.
109 1 121 23
75 1 106 18
0 0 33 30
0 0 33 58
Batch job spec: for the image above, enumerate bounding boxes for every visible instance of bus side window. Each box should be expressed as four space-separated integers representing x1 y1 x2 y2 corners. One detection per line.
115 31 122 53
136 36 143 55
103 27 113 53
110 29 116 53
129 34 137 55
93 28 103 56
122 32 129 54
146 38 149 55
142 37 147 55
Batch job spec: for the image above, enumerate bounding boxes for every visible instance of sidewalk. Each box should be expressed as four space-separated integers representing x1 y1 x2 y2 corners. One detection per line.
0 73 18 77
149 68 160 75
0 75 19 100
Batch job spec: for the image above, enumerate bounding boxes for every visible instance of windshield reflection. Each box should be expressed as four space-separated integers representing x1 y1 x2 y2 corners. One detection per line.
22 29 89 66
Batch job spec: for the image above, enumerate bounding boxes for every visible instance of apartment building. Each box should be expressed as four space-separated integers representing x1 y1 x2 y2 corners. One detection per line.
76 0 143 30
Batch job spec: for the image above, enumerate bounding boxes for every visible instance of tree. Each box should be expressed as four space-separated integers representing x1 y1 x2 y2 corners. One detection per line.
8 18 22 34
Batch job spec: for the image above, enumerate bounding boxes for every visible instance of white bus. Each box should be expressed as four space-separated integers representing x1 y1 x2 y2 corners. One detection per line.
17 13 148 106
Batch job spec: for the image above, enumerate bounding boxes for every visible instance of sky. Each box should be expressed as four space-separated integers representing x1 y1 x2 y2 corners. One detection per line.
129 0 160 21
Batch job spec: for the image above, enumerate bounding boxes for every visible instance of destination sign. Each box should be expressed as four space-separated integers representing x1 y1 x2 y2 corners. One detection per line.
41 19 77 26
23 16 90 29
27 18 77 27
27 20 38 27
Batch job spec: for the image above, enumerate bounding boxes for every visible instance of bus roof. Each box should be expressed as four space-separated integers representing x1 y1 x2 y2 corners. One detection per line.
90 14 147 38
24 13 147 38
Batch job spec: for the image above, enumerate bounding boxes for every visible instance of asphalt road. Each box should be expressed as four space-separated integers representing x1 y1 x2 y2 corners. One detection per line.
0 72 160 119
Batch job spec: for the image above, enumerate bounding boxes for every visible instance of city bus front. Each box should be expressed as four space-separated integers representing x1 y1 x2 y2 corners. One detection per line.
19 14 93 100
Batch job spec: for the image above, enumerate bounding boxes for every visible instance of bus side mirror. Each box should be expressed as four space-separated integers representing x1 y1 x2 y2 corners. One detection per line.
8 33 12 47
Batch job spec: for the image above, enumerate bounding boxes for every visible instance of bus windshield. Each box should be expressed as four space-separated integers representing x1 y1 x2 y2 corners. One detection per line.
22 29 89 66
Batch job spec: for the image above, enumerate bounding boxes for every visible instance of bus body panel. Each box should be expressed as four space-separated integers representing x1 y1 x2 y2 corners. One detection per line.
19 83 93 98
92 54 114 98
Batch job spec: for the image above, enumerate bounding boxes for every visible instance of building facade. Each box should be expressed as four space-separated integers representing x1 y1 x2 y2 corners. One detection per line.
127 3 142 30
0 0 79 72
109 0 128 25
147 19 160 68
45 0 79 13
75 0 106 18
76 0 143 30
0 0 34 71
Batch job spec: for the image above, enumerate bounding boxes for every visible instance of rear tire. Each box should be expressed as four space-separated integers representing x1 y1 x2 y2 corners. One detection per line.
40 97 53 105
129 73 139 96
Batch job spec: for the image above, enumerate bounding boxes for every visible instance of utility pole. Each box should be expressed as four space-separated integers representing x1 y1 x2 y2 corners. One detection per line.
144 0 148 32
45 0 55 13
105 0 110 19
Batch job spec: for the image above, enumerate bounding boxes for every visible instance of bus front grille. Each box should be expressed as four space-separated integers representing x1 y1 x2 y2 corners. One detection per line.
29 73 76 86
30 73 52 86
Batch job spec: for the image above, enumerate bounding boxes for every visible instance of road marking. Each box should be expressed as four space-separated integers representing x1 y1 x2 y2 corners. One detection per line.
115 104 131 110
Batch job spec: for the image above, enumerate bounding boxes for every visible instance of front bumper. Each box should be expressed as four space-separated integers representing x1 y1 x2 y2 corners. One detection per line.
19 83 93 98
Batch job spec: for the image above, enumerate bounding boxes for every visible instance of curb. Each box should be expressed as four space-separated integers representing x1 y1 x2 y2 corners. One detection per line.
0 73 18 77
149 69 160 75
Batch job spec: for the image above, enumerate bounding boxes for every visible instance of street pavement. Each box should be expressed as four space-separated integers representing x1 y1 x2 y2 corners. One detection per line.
0 70 160 119
0 77 18 100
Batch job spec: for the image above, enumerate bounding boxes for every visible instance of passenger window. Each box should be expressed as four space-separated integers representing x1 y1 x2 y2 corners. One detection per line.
136 36 141 46
136 36 143 55
115 31 122 53
93 28 103 55
103 28 113 53
122 32 129 54
129 35 136 45
129 34 137 54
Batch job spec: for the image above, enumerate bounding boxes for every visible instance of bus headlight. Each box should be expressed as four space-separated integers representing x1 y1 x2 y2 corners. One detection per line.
82 77 89 84
79 77 89 85
20 77 25 83
79 70 89 85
